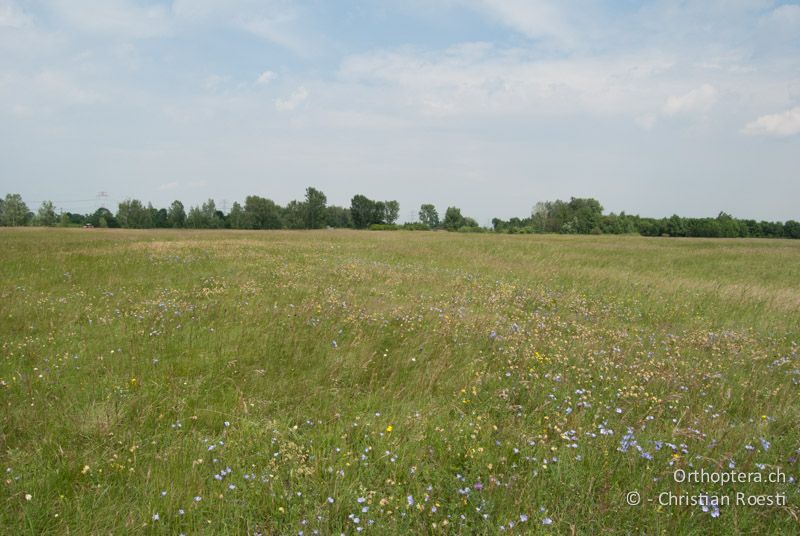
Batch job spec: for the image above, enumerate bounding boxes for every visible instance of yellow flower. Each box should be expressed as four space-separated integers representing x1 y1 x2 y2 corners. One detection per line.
386 425 393 433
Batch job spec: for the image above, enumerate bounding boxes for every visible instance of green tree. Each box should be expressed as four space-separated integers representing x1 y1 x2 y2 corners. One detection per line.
2 193 29 226
462 217 479 228
326 206 353 228
87 207 118 228
304 187 327 229
167 200 186 228
418 204 439 229
283 200 307 229
384 200 400 224
443 206 465 231
117 199 151 228
351 195 376 229
186 206 204 228
244 196 283 229
228 202 246 229
783 220 800 239
201 199 223 228
36 200 57 226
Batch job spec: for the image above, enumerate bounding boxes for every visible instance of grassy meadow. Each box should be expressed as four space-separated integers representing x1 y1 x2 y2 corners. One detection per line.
1 228 799 534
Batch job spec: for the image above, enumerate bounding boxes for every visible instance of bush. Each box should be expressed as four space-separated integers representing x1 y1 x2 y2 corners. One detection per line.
401 223 431 231
368 223 399 231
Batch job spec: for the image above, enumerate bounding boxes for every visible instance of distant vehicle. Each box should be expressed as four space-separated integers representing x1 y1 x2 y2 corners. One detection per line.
84 223 94 229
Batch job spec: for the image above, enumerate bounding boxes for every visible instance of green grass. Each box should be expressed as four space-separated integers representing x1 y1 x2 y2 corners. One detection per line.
1 228 799 534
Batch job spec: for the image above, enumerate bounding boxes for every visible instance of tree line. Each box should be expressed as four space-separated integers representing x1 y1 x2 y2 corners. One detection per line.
491 197 800 239
1 190 798 239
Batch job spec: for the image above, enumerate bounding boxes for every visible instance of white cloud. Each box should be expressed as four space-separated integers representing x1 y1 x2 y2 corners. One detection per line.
157 181 179 191
0 0 32 28
256 70 277 85
760 4 800 31
238 12 311 56
48 0 171 38
275 86 308 111
339 44 680 119
202 74 228 92
743 107 800 137
35 70 102 104
663 84 718 116
465 0 575 48
636 114 657 131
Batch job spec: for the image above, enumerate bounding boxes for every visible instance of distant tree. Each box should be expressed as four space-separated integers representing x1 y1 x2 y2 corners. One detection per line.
186 206 204 228
283 200 307 229
462 217 479 228
36 200 57 226
117 199 151 228
784 220 800 239
201 199 223 228
351 195 376 229
87 207 118 228
59 212 70 227
2 193 29 226
418 204 439 229
666 215 686 237
384 200 400 224
243 196 283 229
167 200 186 228
228 202 246 229
530 202 548 233
326 205 353 228
443 206 465 231
155 207 169 228
303 187 327 229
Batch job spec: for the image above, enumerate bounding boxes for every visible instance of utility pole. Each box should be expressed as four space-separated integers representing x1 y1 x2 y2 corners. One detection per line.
96 191 109 211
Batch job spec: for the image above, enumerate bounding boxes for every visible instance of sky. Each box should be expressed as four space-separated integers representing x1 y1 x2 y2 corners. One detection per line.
1 0 799 224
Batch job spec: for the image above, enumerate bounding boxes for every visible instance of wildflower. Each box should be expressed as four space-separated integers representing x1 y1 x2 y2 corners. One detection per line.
327 497 335 504
194 496 202 502
386 425 393 433
760 437 770 451
542 517 553 525
152 513 160 522
520 514 529 522
407 495 415 506
474 482 483 491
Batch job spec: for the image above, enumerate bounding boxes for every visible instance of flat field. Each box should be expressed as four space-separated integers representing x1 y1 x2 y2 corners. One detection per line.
1 228 799 534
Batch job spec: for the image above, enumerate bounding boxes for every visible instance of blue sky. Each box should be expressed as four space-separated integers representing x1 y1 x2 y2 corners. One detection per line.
1 0 799 223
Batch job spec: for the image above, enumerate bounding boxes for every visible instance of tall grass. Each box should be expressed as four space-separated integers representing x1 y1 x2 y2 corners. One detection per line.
1 228 798 534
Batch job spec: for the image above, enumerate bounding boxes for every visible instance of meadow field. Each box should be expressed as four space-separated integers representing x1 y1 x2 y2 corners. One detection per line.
1 228 799 534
